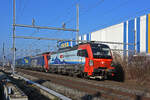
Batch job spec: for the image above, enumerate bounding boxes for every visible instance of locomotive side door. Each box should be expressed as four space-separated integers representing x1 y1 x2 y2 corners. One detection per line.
77 49 87 71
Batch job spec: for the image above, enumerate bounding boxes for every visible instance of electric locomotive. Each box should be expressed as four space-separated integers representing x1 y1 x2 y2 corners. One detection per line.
48 42 116 79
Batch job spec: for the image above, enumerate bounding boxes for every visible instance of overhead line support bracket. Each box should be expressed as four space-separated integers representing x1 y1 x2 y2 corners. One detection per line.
14 24 79 32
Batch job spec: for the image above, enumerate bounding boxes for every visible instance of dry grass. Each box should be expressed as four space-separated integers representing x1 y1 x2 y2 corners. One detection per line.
113 52 150 85
126 54 150 85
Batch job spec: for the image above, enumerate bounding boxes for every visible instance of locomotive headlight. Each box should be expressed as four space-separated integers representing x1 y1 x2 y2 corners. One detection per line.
89 60 93 66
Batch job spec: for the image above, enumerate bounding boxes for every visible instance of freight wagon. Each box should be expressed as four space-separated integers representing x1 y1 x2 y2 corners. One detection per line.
16 56 31 67
16 52 50 71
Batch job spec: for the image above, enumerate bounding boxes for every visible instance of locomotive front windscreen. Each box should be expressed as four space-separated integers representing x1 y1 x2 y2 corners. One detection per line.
91 44 112 59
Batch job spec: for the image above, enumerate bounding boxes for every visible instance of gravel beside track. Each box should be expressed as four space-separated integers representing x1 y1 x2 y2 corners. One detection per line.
16 68 150 100
0 70 50 100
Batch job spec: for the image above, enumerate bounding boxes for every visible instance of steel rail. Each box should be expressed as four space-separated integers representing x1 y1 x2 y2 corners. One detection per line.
14 74 72 100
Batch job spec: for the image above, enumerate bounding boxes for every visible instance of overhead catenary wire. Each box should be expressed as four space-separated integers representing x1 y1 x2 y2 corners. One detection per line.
12 0 149 59
16 0 41 52
16 35 58 58
47 0 81 26
14 0 104 55
86 7 150 33
14 36 135 45
24 41 42 55
65 0 137 35
17 0 30 23
65 0 132 25
98 0 130 19
15 0 61 58
14 19 78 56
81 0 150 33
65 0 105 24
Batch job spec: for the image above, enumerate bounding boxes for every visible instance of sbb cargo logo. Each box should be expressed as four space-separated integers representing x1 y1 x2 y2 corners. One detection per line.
60 55 64 58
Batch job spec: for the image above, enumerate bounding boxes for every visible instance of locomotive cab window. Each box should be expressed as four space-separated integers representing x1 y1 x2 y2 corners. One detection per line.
91 44 112 59
77 49 88 57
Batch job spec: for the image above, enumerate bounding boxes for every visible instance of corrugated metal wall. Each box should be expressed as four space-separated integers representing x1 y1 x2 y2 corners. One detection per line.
78 14 150 56
91 23 124 54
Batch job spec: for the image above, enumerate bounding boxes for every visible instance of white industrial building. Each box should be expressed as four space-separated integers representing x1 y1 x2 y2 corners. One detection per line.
78 14 150 56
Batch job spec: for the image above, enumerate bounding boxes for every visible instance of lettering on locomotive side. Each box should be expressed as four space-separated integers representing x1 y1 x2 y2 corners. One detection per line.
61 42 69 48
63 54 76 57
59 54 76 58
58 41 71 48
24 59 29 64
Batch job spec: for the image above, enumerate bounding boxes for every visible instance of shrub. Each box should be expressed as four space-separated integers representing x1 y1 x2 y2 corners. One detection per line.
112 52 150 85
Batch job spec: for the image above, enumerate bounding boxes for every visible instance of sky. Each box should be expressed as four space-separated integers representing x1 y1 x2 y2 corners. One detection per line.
0 0 150 60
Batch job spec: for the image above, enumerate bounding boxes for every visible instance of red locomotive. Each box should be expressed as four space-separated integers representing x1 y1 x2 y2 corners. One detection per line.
48 42 116 79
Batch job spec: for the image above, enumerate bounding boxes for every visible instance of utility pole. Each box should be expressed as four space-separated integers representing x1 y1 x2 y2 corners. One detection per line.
12 0 16 75
76 4 79 44
134 30 136 54
2 42 5 70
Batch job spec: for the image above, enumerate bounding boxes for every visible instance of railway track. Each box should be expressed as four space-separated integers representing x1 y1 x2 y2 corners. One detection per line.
16 68 150 100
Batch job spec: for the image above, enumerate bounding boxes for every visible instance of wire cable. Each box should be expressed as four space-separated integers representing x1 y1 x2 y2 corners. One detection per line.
85 7 150 33
65 0 131 24
17 0 30 23
47 0 81 26
65 0 104 24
